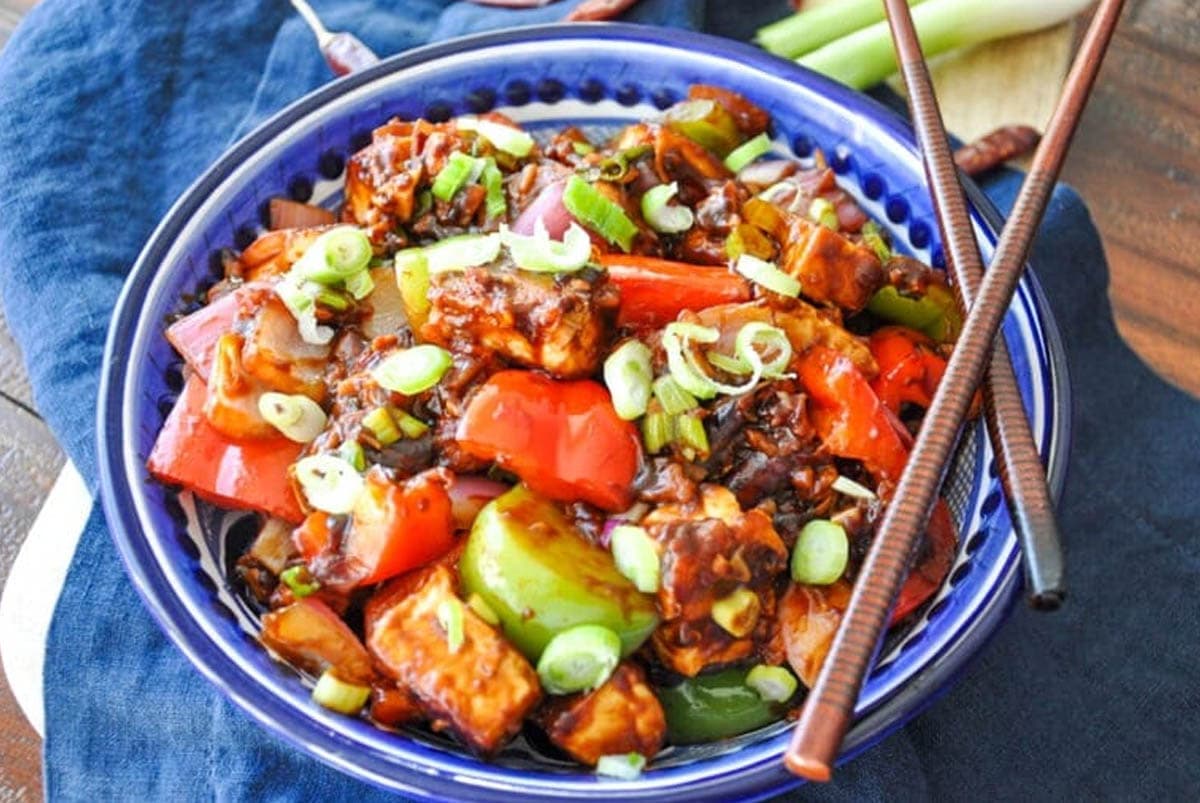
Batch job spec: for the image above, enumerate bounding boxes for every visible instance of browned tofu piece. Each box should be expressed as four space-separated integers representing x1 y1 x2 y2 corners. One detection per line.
782 217 884 312
537 663 666 765
420 266 618 379
642 485 788 677
366 565 541 754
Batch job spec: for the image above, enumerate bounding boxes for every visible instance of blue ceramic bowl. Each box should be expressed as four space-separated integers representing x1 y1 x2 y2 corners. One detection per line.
97 23 1071 802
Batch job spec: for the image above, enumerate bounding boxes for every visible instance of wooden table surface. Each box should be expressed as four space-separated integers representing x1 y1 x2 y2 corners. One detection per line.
0 0 1196 798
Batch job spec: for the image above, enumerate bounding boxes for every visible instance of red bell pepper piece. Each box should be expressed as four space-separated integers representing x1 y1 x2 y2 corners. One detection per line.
868 326 948 414
891 499 958 623
796 345 910 482
294 467 457 590
455 371 641 511
147 375 304 522
598 254 751 329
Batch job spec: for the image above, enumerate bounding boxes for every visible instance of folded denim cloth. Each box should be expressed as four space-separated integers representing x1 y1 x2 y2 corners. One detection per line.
0 1 1196 800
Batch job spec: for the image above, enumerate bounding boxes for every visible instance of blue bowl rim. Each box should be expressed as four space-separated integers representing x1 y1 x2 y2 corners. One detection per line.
95 21 1073 802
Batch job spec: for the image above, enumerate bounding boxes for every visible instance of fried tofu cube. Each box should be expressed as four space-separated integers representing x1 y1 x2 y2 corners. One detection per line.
782 217 884 312
366 565 541 753
537 663 666 765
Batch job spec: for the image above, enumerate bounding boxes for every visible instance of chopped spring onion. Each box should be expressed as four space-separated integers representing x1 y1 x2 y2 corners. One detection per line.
640 182 694 234
596 752 647 780
705 349 752 376
791 518 849 585
337 439 367 472
293 454 364 515
734 254 802 298
394 250 430 319
861 221 891 262
294 226 373 286
362 406 402 446
431 151 482 202
536 624 622 695
315 287 351 311
662 322 722 400
276 273 334 345
641 410 674 454
499 219 592 273
735 322 794 379
610 525 660 593
724 133 773 173
437 598 465 653
663 99 741 158
572 141 595 156
809 197 839 230
393 409 430 438
480 158 507 220
710 587 761 638
745 665 799 703
257 392 327 443
595 145 651 182
466 592 500 626
675 413 710 458
311 669 371 715
279 565 320 598
652 375 699 416
343 268 374 300
372 345 453 395
457 115 535 158
603 339 654 421
832 474 877 501
393 233 502 276
562 175 638 252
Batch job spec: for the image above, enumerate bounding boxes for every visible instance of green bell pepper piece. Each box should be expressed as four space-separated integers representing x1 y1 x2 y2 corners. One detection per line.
459 485 660 662
663 99 743 158
656 667 787 745
866 283 963 343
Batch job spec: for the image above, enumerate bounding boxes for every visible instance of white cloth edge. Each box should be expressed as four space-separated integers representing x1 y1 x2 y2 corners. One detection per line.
0 461 90 736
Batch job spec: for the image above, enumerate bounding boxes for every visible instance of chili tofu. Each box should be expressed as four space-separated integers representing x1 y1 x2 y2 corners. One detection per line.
365 565 540 753
537 663 666 765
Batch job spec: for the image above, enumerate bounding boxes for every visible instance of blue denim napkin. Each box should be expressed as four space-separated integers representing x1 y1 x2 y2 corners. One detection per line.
1 1 1197 800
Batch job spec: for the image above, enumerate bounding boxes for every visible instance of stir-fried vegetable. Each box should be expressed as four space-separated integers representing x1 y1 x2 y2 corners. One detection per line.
657 668 786 744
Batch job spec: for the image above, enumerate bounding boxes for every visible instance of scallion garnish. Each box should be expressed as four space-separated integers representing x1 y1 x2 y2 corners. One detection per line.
431 151 480 202
293 454 364 515
745 664 799 703
257 392 327 444
651 375 699 416
723 132 773 173
831 474 877 501
480 157 507 220
276 272 334 345
536 624 622 695
499 219 592 273
705 349 752 376
311 669 371 715
595 752 647 780
337 439 367 472
861 220 891 262
562 175 638 252
392 409 430 438
457 115 535 158
675 412 710 458
734 322 793 379
362 406 402 446
734 253 802 298
393 233 501 275
662 322 723 400
437 598 465 654
279 565 320 598
394 250 431 319
371 345 453 396
641 410 674 454
640 182 694 234
603 339 654 421
295 226 373 286
343 268 374 300
710 587 761 638
790 518 850 585
809 197 839 230
610 524 660 593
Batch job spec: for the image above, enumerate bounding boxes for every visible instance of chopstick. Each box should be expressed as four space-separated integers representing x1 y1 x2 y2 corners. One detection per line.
785 0 1127 781
885 7 1066 607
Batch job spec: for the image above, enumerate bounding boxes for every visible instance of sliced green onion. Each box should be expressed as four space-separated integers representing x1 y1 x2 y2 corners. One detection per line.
603 339 653 421
294 454 364 515
711 587 761 638
791 519 849 585
610 525 660 593
343 269 374 300
641 410 674 454
394 250 431 318
562 175 638 252
861 221 891 262
295 226 373 286
572 141 595 156
745 665 798 703
735 322 794 379
705 349 752 376
466 592 500 626
663 322 762 399
500 219 592 273
258 392 327 443
809 197 839 230
457 116 535 158
311 668 370 715
595 145 651 182
279 565 320 598
362 407 401 446
724 133 773 173
832 474 877 501
372 345 453 395
395 233 501 275
596 752 646 780
393 409 430 438
652 375 699 416
437 598 465 653
675 413 709 458
431 151 480 202
276 273 334 345
315 288 351 311
663 99 741 157
480 158 507 220
337 439 367 472
640 182 694 234
536 624 621 695
734 254 801 298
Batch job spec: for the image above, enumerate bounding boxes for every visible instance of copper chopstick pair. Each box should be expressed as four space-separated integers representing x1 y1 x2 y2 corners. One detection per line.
786 0 1127 781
